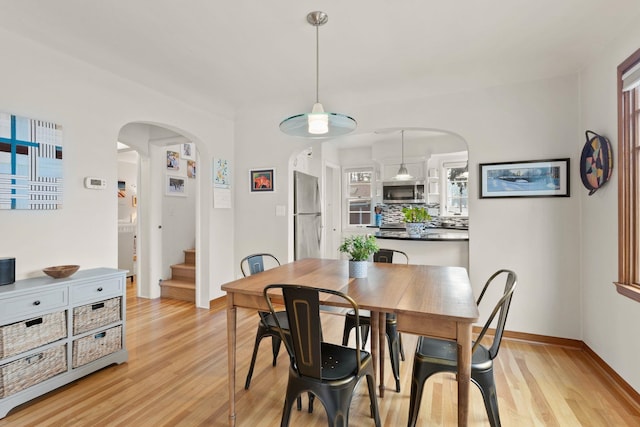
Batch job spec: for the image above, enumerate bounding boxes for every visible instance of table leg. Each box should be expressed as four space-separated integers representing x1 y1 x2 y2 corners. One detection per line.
226 296 237 426
370 310 379 394
378 312 386 398
457 322 472 427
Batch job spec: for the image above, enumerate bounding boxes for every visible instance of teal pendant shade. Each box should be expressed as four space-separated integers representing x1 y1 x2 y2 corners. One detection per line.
279 112 357 138
280 11 356 139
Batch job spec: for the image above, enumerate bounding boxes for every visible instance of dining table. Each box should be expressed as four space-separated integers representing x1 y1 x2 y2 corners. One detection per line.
221 258 479 426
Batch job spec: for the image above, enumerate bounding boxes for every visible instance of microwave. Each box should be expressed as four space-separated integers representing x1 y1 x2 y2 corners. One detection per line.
382 181 425 204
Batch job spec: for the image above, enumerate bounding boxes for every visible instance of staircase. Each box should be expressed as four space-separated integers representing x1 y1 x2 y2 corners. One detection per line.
160 248 195 302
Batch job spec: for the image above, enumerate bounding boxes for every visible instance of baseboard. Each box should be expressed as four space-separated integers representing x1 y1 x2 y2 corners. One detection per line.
582 343 640 412
209 295 226 312
474 326 640 410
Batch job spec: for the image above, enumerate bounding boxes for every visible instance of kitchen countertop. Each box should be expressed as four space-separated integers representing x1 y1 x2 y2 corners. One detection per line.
374 228 469 241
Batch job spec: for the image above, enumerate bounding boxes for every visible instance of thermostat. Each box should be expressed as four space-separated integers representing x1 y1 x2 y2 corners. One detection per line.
84 177 107 190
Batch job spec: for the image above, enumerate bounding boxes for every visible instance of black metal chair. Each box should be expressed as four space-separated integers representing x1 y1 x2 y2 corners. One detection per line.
407 269 517 427
341 248 408 392
264 284 381 427
240 253 283 390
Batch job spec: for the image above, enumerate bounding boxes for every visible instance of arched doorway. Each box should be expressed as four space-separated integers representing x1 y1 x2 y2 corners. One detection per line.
117 122 201 305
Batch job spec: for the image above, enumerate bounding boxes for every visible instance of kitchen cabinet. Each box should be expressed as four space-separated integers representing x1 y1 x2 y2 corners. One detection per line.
0 268 127 419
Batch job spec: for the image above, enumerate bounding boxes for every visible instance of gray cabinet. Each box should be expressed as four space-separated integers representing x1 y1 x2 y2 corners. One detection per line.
0 268 127 419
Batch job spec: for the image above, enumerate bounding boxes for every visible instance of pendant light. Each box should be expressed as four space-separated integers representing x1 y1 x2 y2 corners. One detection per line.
279 11 357 138
395 130 413 180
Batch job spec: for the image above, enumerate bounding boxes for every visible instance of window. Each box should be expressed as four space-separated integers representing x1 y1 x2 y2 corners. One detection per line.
345 168 372 226
616 48 640 302
443 163 468 216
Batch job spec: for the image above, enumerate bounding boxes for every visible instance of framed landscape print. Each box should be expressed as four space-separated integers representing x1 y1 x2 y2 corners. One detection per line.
479 158 570 198
250 168 275 192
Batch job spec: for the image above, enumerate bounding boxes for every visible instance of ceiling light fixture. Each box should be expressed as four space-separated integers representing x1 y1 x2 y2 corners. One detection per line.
279 11 357 138
395 130 413 180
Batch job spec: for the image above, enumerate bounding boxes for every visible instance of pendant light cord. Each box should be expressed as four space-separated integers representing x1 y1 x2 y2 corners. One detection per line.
401 130 405 163
315 23 320 104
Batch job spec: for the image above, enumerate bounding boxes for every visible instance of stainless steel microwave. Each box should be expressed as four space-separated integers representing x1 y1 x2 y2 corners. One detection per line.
382 181 425 204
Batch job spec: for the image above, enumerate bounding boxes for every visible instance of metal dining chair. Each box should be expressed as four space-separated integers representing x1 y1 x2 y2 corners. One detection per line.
241 253 312 412
264 283 381 427
342 248 408 392
407 269 517 427
240 253 283 390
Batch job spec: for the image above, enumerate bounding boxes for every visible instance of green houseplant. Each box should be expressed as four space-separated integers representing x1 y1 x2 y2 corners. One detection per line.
402 206 431 237
339 234 379 278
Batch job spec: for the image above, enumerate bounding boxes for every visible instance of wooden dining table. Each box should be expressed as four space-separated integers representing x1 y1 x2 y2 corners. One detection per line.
221 258 479 426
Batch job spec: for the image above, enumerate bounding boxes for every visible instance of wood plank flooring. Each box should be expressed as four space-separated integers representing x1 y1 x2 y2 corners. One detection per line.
1 284 639 426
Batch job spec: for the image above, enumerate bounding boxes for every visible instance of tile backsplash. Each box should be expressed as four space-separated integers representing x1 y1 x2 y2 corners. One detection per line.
379 203 468 229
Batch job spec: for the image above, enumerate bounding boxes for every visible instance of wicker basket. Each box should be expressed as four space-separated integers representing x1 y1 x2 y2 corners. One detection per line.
0 311 67 359
0 345 67 398
72 326 122 368
73 297 121 335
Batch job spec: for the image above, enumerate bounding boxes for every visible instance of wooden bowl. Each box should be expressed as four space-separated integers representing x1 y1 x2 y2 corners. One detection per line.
43 265 80 279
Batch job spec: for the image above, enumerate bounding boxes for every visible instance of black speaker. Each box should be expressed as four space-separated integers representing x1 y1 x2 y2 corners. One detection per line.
0 257 15 286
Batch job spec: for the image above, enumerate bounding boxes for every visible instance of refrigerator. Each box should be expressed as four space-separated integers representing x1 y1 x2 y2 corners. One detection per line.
294 171 322 259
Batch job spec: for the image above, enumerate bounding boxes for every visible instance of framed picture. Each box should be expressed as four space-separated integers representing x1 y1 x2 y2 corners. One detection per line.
167 150 180 170
187 160 196 178
250 168 275 192
214 158 231 188
117 180 126 198
182 143 194 160
166 175 187 196
479 158 570 198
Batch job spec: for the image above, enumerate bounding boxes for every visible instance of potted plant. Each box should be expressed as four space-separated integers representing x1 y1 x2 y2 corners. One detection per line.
339 234 379 278
402 206 431 237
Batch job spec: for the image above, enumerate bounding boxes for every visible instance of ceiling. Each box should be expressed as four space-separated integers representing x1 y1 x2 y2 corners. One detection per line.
1 1 638 119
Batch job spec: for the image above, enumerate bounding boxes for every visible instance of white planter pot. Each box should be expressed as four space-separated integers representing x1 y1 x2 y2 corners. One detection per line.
405 222 424 237
349 260 368 278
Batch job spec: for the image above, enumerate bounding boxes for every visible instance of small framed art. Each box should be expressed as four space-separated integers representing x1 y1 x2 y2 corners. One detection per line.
166 175 187 196
250 168 275 192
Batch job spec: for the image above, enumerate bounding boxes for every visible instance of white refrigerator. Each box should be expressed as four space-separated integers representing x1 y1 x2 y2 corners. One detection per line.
294 171 322 259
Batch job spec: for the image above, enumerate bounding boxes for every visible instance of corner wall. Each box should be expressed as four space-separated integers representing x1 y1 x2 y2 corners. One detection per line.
579 17 640 394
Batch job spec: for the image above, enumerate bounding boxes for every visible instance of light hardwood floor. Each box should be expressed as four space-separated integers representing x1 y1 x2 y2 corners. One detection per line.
1 284 639 427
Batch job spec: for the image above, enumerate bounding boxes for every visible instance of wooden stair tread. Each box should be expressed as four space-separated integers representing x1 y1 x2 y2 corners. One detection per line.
160 279 195 289
162 249 196 302
170 263 195 269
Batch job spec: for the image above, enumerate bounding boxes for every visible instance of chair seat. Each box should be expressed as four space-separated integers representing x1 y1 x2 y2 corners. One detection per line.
261 310 290 329
416 336 493 371
319 343 371 381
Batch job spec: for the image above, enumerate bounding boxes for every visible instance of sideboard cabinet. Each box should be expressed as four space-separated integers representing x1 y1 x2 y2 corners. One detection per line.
0 268 127 418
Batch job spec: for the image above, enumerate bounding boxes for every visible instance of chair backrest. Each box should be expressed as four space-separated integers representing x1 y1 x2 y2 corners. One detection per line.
263 284 364 380
373 248 409 264
240 253 280 277
473 269 517 360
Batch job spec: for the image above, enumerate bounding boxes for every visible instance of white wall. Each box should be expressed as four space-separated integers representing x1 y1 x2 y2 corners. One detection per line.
236 73 582 342
579 20 640 393
0 28 234 307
